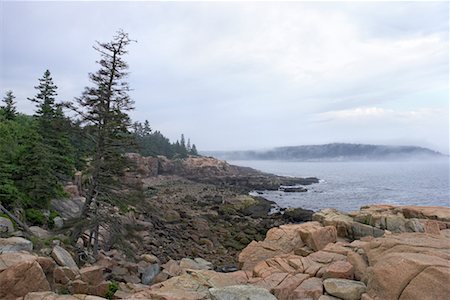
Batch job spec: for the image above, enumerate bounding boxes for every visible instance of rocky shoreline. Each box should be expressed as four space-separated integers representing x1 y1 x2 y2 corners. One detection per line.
0 155 449 299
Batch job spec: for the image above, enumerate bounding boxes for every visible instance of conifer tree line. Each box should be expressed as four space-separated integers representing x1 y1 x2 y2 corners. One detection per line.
0 31 199 237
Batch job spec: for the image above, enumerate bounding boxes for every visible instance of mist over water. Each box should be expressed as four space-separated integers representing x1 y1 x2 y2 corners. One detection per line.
229 159 450 212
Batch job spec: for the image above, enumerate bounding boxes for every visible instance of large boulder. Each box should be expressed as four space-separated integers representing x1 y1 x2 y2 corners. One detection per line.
51 197 85 219
298 222 337 251
0 236 33 253
51 245 79 271
238 224 306 271
209 285 276 300
0 260 50 299
0 252 37 271
29 226 51 239
363 233 450 300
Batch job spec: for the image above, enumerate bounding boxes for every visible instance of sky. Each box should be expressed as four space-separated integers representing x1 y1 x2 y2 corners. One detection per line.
1 1 449 153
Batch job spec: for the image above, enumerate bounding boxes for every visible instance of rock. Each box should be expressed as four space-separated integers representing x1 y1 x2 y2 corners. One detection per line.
30 226 51 239
0 236 33 253
0 252 37 271
282 208 314 222
385 215 406 232
290 277 323 300
238 224 306 271
64 184 80 198
141 263 160 285
346 252 368 282
298 222 337 251
165 209 181 223
51 245 79 271
0 260 50 299
313 209 355 238
54 266 74 284
323 278 366 300
323 260 354 279
398 265 450 300
80 266 104 285
53 217 64 229
209 285 276 300
88 281 110 297
0 216 14 233
271 273 310 300
36 256 56 275
366 252 450 300
180 257 212 270
140 253 160 264
71 279 89 294
23 291 80 300
318 295 341 300
161 259 182 277
51 197 85 219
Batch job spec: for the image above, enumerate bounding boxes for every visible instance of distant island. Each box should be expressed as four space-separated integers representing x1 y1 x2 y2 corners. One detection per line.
205 143 446 161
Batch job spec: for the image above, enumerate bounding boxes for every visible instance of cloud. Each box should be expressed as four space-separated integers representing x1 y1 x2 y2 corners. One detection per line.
0 1 448 153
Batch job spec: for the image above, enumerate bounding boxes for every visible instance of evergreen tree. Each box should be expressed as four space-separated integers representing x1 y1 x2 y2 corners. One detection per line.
70 30 135 248
187 138 191 152
1 90 17 120
29 70 75 178
190 144 198 156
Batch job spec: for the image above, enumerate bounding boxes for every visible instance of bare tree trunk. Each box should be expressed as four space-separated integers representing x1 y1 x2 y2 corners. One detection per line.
0 203 33 236
93 223 99 257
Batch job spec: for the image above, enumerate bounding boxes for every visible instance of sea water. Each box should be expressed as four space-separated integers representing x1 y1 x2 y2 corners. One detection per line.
229 159 450 212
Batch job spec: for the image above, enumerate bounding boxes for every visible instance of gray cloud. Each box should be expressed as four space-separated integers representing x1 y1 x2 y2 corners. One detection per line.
1 1 448 153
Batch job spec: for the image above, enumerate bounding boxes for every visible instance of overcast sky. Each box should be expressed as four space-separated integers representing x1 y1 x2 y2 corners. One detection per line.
1 1 448 153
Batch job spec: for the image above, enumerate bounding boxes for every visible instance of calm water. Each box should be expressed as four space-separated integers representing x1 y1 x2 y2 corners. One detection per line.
229 160 450 212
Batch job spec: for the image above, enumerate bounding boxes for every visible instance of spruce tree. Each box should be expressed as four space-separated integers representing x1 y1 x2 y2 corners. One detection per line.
1 90 17 120
70 30 135 248
190 144 198 156
29 70 75 178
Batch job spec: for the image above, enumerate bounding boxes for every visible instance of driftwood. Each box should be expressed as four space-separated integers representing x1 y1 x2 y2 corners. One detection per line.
0 203 33 236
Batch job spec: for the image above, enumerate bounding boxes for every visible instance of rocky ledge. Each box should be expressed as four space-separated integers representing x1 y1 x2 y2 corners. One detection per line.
1 204 449 300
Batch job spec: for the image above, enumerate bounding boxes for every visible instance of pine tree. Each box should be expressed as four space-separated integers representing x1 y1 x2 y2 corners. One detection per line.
190 144 198 156
187 138 191 152
70 30 135 249
1 90 17 120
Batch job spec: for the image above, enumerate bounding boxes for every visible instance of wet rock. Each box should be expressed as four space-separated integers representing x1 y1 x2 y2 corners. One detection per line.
282 207 314 222
0 236 33 253
323 278 366 300
209 285 276 300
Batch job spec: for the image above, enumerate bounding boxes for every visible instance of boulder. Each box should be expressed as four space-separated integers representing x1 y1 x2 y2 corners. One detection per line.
51 197 85 219
323 278 366 300
238 224 306 271
346 252 368 282
141 263 160 285
0 236 33 253
271 273 310 300
298 222 337 251
290 277 323 300
53 217 64 229
323 260 354 279
23 291 79 300
0 260 50 299
51 245 79 271
0 252 37 271
140 253 160 264
0 216 14 233
30 226 51 239
180 257 212 270
64 184 80 198
80 266 104 285
209 285 276 300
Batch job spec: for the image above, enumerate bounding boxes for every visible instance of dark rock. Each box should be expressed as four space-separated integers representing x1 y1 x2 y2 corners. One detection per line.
283 208 314 222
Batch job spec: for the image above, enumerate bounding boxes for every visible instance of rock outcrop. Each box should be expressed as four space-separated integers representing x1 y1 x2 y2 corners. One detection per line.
124 205 450 300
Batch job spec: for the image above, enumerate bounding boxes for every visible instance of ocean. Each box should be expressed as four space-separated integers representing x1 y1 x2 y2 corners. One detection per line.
228 159 450 212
